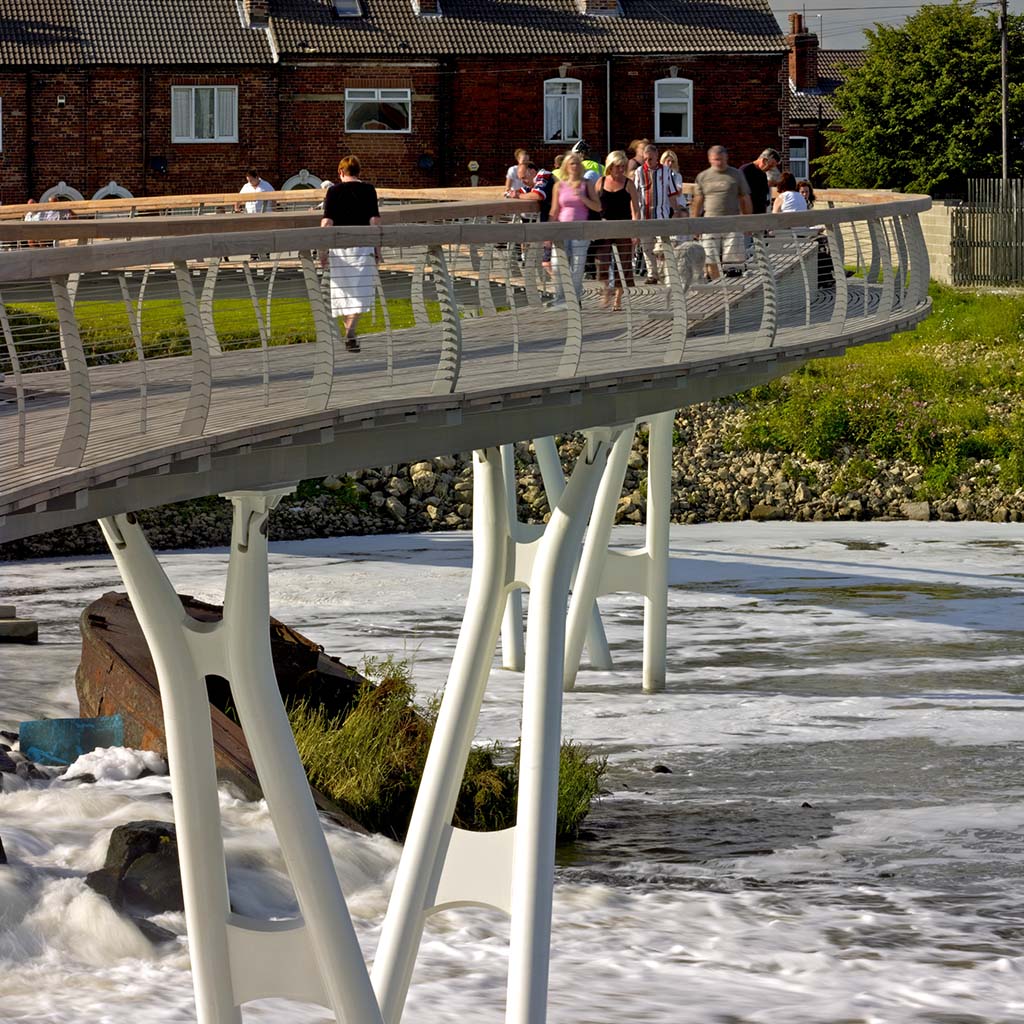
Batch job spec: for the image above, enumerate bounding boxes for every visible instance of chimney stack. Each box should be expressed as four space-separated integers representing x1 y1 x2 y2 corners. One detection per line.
788 11 819 91
577 0 620 14
412 0 440 13
244 0 269 23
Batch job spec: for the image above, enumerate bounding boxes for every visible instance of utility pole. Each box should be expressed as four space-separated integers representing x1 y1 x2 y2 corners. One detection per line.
1001 0 1009 181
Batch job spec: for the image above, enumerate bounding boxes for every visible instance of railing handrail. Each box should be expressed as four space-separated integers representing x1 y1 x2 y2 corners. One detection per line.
0 185 508 221
0 193 931 285
0 196 530 244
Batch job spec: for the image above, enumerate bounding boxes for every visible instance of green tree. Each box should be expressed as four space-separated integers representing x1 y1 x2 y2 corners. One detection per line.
819 2 1024 194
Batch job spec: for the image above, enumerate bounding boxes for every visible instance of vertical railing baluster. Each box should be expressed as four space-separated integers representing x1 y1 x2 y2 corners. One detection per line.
827 224 848 332
51 275 92 467
117 271 149 434
0 291 26 467
867 217 894 320
659 236 688 364
199 258 223 356
751 235 778 348
172 261 212 437
893 215 910 309
411 248 429 325
504 240 521 372
553 241 584 378
374 261 395 386
242 263 271 405
477 242 497 317
299 250 335 411
429 244 463 394
610 242 634 353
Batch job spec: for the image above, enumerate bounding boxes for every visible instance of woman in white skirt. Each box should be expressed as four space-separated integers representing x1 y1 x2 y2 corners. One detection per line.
319 155 381 352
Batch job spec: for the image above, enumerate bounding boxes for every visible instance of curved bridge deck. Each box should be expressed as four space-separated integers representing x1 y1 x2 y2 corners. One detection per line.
0 192 931 542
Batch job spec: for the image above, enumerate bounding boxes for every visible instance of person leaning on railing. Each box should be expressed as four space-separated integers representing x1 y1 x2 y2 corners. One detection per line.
319 154 382 354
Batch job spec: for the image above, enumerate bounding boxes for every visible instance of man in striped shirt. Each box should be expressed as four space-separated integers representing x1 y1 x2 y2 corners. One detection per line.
632 143 678 284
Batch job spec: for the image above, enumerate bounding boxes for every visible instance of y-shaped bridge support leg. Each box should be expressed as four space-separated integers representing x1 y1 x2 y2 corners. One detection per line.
373 430 624 1024
99 495 383 1024
562 409 675 693
499 435 615 673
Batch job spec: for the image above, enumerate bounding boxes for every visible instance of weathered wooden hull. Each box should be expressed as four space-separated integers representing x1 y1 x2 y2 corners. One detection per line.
75 591 367 832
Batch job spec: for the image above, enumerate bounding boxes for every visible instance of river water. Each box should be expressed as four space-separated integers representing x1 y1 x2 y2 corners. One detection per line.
2 521 1024 1023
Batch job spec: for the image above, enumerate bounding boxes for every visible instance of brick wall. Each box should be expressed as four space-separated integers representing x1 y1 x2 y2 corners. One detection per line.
1 52 788 198
278 62 444 188
148 67 279 194
0 73 28 204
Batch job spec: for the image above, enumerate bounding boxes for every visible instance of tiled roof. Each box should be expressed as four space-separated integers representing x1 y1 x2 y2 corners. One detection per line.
271 0 788 57
0 0 275 65
790 48 865 122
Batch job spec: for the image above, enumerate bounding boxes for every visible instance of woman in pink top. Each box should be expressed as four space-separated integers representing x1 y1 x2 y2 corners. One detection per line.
549 152 601 304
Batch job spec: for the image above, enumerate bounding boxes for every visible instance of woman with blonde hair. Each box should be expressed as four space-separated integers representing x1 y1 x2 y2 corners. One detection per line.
595 150 639 310
549 151 602 304
320 154 381 352
659 149 688 216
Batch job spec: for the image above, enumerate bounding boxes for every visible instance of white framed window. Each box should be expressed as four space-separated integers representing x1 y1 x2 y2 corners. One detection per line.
789 136 810 180
171 86 238 143
543 78 581 143
332 0 361 13
654 78 693 144
344 88 411 133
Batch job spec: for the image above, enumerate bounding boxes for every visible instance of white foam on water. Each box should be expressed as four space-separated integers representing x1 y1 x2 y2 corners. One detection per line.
64 746 168 782
2 522 1024 1021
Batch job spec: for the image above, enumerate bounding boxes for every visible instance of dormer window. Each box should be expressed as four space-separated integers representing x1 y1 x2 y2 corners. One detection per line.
332 0 361 15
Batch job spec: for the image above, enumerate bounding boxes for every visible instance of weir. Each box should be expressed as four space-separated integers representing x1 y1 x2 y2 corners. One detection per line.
0 188 932 1022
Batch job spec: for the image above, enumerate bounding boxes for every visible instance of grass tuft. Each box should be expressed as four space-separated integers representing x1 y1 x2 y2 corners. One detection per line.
288 655 605 842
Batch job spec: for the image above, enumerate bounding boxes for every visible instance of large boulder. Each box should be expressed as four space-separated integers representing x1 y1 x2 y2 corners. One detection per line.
86 820 183 917
0 835 6 864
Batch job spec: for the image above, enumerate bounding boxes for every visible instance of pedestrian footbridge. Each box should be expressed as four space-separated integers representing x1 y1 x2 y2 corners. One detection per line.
0 188 932 1024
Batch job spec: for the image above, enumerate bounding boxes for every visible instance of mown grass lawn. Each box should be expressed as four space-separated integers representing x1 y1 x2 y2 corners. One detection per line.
2 295 439 372
732 284 1024 496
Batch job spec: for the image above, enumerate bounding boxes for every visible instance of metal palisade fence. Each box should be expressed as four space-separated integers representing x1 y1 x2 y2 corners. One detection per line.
950 178 1024 286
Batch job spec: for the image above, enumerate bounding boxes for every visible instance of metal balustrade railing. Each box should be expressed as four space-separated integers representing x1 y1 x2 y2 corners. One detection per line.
0 192 931 522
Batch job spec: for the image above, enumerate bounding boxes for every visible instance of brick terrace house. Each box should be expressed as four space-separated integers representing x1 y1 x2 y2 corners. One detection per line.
785 12 864 185
0 0 793 202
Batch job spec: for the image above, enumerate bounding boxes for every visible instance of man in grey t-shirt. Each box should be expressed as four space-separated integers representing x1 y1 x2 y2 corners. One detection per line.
690 146 752 279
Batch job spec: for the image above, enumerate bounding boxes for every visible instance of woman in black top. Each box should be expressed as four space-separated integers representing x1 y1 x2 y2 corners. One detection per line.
320 155 381 352
595 150 640 311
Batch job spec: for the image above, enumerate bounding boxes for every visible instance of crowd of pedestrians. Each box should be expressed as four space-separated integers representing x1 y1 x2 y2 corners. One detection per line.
503 139 817 301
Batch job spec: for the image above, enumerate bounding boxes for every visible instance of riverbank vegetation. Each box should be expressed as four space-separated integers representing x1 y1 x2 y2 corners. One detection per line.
732 284 1024 499
288 654 606 842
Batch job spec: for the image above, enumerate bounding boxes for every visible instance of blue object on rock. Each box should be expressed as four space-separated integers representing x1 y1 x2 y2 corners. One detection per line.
18 715 124 766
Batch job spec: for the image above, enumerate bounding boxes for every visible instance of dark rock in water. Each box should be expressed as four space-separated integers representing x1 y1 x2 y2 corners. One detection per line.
0 835 6 864
0 730 17 744
57 771 97 786
0 750 16 774
14 759 46 781
86 821 184 916
133 917 177 946
651 764 673 774
801 801 814 808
